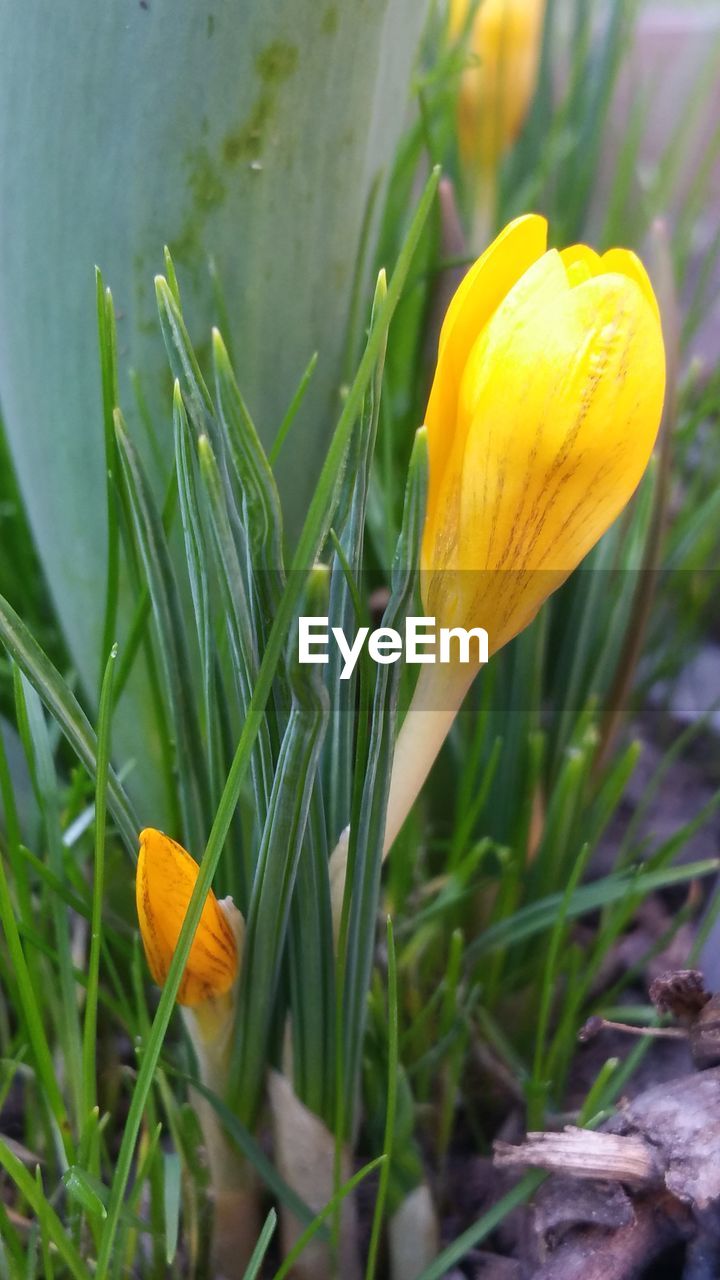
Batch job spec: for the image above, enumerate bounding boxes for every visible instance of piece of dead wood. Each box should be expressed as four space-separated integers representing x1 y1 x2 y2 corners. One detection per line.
531 1192 694 1280
495 1067 720 1210
494 1128 661 1189
533 1175 636 1247
607 1066 720 1209
493 1068 720 1278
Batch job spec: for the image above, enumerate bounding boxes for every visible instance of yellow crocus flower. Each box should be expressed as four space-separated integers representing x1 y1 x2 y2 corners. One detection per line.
450 0 546 174
383 213 666 853
136 827 239 1008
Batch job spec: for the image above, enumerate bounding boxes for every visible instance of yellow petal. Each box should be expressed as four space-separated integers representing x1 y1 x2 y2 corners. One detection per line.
560 243 602 288
424 246 566 586
136 828 238 1007
561 243 660 324
425 214 547 554
423 244 665 652
599 247 661 323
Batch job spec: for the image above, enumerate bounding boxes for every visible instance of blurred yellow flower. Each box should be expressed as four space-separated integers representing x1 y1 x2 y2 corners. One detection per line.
450 0 546 173
383 213 665 853
136 827 239 1008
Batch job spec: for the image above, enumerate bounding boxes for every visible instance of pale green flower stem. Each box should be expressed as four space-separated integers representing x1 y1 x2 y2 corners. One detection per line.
383 663 478 857
471 167 498 255
183 998 261 1279
329 664 477 932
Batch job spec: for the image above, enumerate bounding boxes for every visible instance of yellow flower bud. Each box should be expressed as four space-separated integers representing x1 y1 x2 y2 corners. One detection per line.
450 0 546 173
382 213 665 855
422 212 666 654
136 827 239 1008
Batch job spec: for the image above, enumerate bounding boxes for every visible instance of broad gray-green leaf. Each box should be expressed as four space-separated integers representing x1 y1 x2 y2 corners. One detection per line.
0 0 430 822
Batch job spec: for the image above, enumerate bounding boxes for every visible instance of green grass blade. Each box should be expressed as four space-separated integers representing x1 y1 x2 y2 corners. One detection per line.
197 432 275 827
467 858 720 962
234 630 329 1123
340 426 428 1128
96 272 121 693
528 843 593 1127
0 757 66 1129
287 789 335 1121
365 918 399 1280
112 467 178 703
16 672 83 1127
415 1171 544 1280
0 713 32 925
0 1142 90 1280
115 409 209 851
81 644 116 1126
0 594 137 853
154 271 213 427
242 1209 277 1280
324 270 389 847
212 329 285 594
270 352 319 467
163 1152 181 1264
173 386 215 791
272 1157 387 1280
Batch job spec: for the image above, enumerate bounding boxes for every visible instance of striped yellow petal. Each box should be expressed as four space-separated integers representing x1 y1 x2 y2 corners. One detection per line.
421 222 666 654
425 213 547 555
600 247 661 322
136 828 238 1008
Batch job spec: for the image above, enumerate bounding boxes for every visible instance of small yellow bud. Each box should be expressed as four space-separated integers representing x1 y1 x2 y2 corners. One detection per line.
450 0 546 173
136 827 239 1008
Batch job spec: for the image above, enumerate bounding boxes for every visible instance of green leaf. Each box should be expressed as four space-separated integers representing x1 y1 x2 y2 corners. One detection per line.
0 1 430 830
62 1166 109 1221
415 1172 545 1280
115 410 209 851
197 431 275 827
0 738 67 1130
270 353 319 466
16 671 83 1127
324 270 389 846
339 425 428 1130
272 1157 387 1280
466 857 720 962
163 1152 181 1264
173 385 217 800
96 272 121 690
286 573 336 1124
0 593 137 853
0 1143 90 1280
242 1210 277 1280
365 918 399 1280
82 644 116 1125
212 329 285 603
233 580 329 1123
